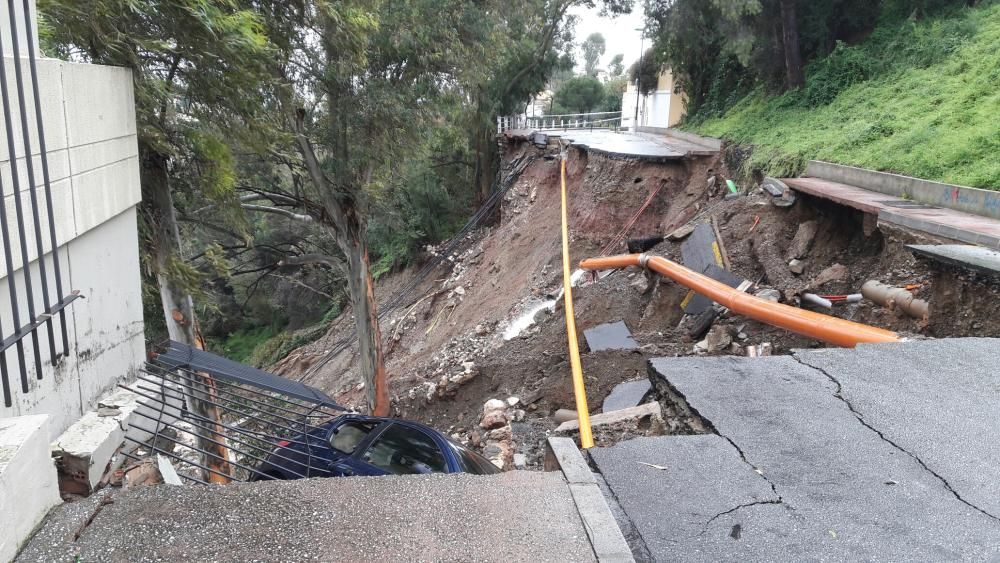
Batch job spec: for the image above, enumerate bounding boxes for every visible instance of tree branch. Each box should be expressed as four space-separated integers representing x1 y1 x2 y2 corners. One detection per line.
242 204 313 222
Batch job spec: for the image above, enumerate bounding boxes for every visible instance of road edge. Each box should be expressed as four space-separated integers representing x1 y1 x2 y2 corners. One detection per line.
545 437 635 563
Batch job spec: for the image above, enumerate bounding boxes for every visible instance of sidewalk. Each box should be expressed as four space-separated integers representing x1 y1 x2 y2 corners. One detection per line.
18 472 606 562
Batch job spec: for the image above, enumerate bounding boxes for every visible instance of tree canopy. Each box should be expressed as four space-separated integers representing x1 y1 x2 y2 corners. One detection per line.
581 31 606 76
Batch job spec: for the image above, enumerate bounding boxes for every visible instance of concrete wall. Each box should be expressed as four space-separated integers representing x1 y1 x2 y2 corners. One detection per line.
0 4 145 438
621 70 687 130
0 415 60 562
806 160 1000 220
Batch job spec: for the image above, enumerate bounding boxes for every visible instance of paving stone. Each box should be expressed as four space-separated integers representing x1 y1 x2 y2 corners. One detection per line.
584 320 639 352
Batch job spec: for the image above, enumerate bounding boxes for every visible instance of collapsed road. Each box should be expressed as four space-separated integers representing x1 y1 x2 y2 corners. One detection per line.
591 338 1000 560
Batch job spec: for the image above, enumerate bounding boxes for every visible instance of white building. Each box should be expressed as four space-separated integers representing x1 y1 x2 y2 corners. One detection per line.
621 68 687 131
0 1 145 559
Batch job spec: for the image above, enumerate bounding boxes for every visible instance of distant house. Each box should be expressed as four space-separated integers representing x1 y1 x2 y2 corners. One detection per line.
621 68 686 130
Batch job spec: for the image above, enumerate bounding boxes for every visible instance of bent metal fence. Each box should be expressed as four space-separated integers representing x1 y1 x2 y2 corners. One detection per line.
497 111 622 134
0 0 82 407
119 341 347 484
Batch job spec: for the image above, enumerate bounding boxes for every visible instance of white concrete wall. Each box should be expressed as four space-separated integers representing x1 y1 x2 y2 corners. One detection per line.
0 4 145 438
0 414 60 562
0 0 37 59
621 85 684 130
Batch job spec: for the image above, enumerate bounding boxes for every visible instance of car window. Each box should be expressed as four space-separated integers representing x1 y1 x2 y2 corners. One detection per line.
329 421 377 454
362 424 447 475
450 441 502 475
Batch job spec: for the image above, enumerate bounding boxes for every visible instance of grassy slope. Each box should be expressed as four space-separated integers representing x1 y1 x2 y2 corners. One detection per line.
688 3 1000 189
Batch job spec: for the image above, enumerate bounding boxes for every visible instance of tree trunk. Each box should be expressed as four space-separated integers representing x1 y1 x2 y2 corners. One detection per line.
294 129 390 415
142 149 232 484
343 233 390 416
780 0 805 90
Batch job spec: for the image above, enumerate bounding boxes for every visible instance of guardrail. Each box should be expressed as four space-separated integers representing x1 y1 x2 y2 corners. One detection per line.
498 112 622 134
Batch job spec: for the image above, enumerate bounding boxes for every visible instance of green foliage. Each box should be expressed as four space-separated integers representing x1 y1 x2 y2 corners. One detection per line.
248 323 328 368
551 75 606 113
210 325 280 363
599 76 627 112
799 41 873 106
689 2 1000 189
581 32 606 76
608 53 625 77
628 48 661 95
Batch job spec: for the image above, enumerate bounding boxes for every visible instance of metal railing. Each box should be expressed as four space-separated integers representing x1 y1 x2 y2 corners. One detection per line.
497 111 623 134
0 0 82 407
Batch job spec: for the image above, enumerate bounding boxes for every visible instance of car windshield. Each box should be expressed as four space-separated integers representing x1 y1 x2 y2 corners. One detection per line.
329 421 377 454
449 440 502 475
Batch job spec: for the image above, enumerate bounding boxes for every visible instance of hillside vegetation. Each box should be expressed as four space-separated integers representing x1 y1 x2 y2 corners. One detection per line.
686 3 1000 189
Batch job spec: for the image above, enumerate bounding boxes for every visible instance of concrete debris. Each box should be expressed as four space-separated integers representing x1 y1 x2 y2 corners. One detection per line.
479 398 519 469
754 288 782 303
474 324 490 336
788 258 806 275
704 325 733 353
761 177 786 197
667 223 697 241
554 402 664 447
788 219 819 259
513 453 528 469
553 409 578 424
807 263 849 289
630 273 651 294
746 342 773 357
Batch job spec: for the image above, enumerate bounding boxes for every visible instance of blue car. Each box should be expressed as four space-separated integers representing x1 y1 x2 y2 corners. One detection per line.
250 414 500 480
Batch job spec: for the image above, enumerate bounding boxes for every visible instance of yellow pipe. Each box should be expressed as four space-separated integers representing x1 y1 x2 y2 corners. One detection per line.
560 153 594 448
581 254 900 348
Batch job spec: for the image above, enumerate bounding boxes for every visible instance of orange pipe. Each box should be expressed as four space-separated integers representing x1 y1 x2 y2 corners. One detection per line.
580 254 899 348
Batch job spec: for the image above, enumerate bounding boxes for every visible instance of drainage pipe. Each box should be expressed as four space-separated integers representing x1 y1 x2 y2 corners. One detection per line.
860 281 929 321
580 254 900 348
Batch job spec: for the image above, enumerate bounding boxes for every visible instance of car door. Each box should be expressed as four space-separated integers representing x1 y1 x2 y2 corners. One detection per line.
352 422 452 476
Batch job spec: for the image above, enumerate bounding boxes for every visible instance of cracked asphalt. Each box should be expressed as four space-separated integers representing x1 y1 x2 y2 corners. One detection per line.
592 338 1000 561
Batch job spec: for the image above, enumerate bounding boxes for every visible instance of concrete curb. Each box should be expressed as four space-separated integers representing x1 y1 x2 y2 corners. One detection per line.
545 437 635 563
805 160 1000 220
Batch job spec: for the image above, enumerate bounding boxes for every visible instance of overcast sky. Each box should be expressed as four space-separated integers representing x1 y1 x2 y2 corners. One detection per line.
568 1 647 75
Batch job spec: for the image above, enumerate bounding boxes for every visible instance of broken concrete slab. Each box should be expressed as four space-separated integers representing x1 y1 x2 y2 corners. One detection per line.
639 350 1000 559
908 244 1000 277
555 403 663 448
590 435 780 561
584 320 639 352
602 380 652 413
51 389 144 495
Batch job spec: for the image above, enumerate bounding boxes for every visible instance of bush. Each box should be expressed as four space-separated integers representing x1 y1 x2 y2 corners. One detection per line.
800 41 874 107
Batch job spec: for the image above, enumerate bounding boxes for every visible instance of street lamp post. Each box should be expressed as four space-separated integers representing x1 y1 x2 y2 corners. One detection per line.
633 26 645 134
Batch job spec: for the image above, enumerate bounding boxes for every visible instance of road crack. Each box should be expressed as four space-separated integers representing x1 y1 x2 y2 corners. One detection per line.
794 354 1000 523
